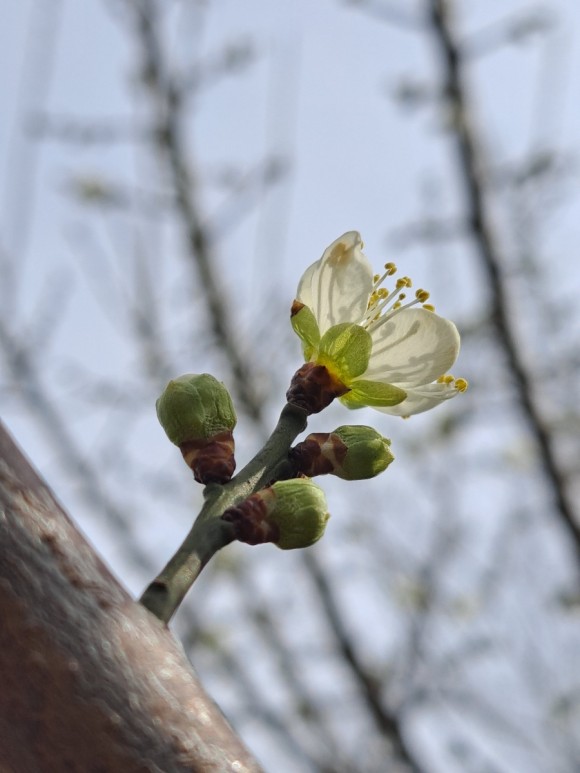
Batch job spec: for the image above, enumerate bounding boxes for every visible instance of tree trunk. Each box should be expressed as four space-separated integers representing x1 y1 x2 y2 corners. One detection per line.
0 420 263 773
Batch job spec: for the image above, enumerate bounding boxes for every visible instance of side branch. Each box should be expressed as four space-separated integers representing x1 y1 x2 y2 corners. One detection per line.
0 420 263 772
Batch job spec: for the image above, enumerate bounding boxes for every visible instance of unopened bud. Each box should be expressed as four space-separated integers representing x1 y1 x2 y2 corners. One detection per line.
156 373 237 484
290 425 394 480
222 479 330 550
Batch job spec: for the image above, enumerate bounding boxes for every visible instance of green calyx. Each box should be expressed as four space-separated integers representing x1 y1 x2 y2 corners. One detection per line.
156 373 237 446
332 425 394 480
317 323 371 382
291 300 372 386
268 479 330 550
339 379 407 409
291 302 320 361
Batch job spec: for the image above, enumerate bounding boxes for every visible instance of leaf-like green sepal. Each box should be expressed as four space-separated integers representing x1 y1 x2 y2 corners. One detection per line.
156 373 237 446
291 301 321 361
268 479 330 550
317 323 371 382
339 379 407 409
332 425 394 480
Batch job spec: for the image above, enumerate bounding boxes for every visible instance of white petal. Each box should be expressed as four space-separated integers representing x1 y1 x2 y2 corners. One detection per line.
297 232 373 334
296 260 320 310
373 382 459 417
365 308 460 387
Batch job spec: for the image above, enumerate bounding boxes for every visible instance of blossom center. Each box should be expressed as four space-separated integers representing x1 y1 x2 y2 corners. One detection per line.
360 261 434 334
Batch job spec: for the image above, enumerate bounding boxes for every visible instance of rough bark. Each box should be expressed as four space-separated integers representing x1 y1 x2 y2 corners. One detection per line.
0 420 263 773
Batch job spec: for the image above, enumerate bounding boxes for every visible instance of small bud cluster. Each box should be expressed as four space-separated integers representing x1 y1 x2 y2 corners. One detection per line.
156 370 396 554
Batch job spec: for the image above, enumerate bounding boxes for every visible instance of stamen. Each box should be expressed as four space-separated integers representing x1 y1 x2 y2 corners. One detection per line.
364 259 441 335
362 284 405 326
436 374 467 392
365 288 428 333
372 263 397 291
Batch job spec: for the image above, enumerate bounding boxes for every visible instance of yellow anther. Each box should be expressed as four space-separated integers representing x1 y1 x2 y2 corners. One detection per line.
454 378 468 392
393 301 402 310
373 274 381 283
438 374 454 385
415 289 430 303
378 288 388 299
422 304 435 312
398 293 406 301
384 262 397 275
396 276 412 290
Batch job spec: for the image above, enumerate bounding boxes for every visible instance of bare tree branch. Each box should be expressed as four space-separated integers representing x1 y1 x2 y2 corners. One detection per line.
303 551 424 773
427 0 580 565
131 0 266 426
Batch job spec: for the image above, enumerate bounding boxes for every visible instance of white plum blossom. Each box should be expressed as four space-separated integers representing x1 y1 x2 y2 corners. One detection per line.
291 231 467 417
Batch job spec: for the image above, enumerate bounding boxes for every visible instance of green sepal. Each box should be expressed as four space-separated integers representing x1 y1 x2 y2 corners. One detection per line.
290 303 321 361
317 323 371 382
339 379 407 409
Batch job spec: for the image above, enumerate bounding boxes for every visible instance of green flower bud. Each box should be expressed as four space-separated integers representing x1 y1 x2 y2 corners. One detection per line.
222 479 330 550
156 373 236 445
156 374 237 484
332 425 393 479
268 479 330 549
290 425 394 480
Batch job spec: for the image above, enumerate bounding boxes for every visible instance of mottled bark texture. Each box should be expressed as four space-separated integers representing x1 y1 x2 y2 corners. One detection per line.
0 421 263 773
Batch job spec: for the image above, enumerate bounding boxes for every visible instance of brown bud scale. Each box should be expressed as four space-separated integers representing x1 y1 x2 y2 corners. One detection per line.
180 430 235 485
286 363 349 415
222 489 280 546
290 299 305 317
290 433 348 477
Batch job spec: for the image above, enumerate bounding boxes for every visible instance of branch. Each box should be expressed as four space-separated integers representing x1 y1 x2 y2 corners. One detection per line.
140 402 308 623
303 552 424 773
427 0 580 563
127 4 428 765
0 420 263 772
